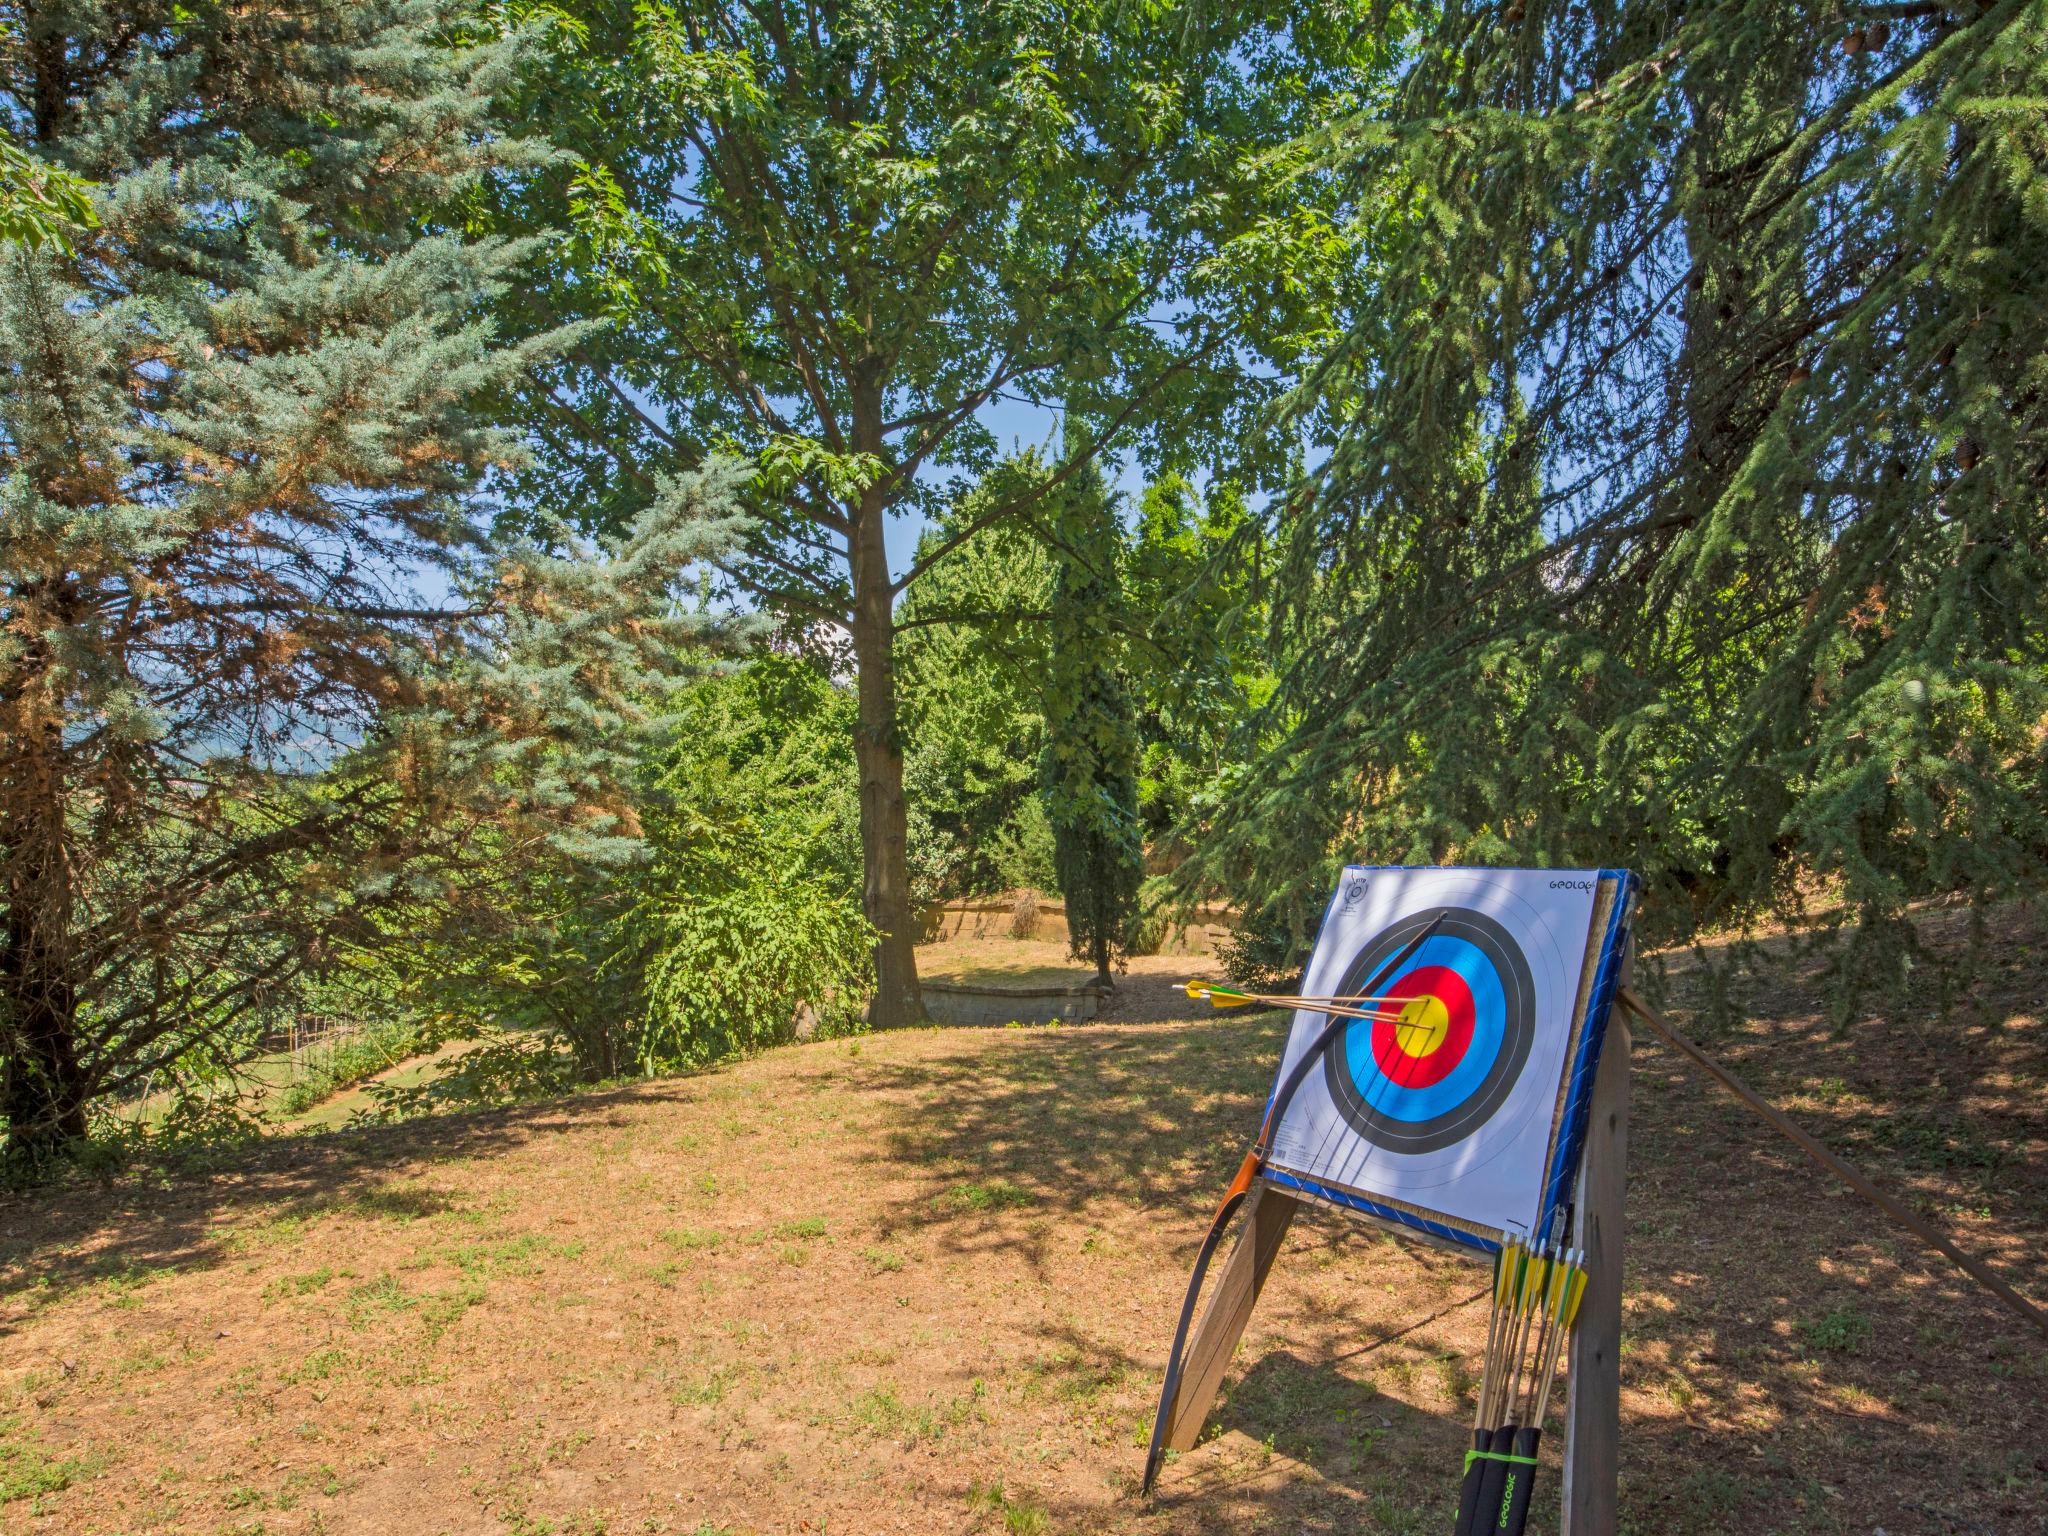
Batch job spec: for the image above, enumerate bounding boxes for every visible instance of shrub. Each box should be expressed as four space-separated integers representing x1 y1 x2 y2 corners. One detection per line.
276 1020 426 1115
1214 912 1304 988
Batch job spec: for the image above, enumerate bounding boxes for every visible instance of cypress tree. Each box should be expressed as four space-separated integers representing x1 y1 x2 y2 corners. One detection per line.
0 3 732 1165
1039 445 1143 987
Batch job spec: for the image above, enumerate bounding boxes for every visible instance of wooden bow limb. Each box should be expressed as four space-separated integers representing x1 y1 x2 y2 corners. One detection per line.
1143 912 1448 1495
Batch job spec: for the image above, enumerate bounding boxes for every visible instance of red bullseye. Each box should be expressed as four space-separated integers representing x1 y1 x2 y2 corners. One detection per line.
1369 965 1476 1090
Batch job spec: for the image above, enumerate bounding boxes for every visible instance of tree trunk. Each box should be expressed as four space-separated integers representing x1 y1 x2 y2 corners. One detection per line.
0 659 87 1164
848 488 923 1028
0 903 88 1164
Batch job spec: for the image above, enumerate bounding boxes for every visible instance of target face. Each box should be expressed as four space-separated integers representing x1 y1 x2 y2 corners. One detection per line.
1321 907 1536 1155
1263 866 1618 1243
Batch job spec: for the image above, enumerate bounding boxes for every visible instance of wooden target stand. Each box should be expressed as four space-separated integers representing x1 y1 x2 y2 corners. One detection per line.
1154 968 1630 1535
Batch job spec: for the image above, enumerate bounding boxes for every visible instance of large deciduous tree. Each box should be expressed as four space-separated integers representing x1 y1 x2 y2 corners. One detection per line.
1196 1 2048 980
491 0 1382 1025
0 1 740 1164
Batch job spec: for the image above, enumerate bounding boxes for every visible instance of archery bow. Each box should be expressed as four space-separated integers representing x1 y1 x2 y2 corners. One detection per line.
1141 910 1447 1495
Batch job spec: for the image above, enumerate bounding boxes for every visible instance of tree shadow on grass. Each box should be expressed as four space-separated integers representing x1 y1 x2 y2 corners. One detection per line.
860 1014 1289 1230
870 912 2048 1535
0 1076 703 1335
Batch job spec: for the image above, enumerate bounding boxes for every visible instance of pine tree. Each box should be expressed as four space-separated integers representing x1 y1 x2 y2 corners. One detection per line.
1194 2 2048 975
0 3 736 1165
1038 446 1142 987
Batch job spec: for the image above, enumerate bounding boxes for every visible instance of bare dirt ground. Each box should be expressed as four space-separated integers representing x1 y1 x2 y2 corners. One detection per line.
3 906 2043 1535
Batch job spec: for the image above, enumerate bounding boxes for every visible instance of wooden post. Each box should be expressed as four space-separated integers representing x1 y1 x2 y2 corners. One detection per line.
1561 991 1628 1535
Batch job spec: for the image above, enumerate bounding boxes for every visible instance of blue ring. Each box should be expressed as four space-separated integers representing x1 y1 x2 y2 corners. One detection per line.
1340 935 1508 1123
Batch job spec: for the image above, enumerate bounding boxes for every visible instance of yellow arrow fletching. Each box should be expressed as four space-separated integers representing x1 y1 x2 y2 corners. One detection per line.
1522 1255 1551 1314
1185 980 1258 1008
1564 1267 1589 1327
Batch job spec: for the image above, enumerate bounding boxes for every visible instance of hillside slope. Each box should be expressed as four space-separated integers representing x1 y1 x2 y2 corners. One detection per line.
3 909 2042 1535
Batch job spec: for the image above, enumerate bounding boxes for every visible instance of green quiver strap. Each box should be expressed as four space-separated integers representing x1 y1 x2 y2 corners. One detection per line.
1461 1447 1539 1473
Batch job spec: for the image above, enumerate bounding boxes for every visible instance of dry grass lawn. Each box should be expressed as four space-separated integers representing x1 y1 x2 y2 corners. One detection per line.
2 906 2042 1535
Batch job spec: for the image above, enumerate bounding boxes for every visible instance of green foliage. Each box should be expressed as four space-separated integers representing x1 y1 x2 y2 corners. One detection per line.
1799 1306 1872 1356
1125 474 1276 852
632 670 875 1066
0 1414 97 1504
350 657 872 1106
1039 445 1143 983
274 1021 430 1118
989 797 1060 897
0 131 93 249
0 1 586 1165
897 473 1058 900
1213 915 1303 989
491 0 1388 547
1189 2 2048 979
486 0 1393 1021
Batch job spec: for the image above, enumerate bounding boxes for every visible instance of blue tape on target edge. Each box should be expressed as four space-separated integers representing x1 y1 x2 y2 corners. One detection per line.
1262 1167 1501 1256
1535 870 1639 1239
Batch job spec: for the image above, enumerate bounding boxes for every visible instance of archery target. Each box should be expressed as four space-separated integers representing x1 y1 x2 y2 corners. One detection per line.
1265 867 1605 1241
1322 907 1536 1155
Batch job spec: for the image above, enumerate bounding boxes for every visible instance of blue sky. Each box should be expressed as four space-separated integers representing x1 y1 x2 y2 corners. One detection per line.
882 395 1153 579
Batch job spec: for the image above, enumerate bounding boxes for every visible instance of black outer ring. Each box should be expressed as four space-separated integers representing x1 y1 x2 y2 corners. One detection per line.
1318 906 1537 1155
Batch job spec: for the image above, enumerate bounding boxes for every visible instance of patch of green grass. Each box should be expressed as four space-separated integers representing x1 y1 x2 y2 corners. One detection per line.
264 1267 336 1300
285 1347 350 1385
934 1179 1036 1215
114 1345 171 1379
851 1385 910 1435
1227 1357 1373 1438
777 1217 828 1240
344 1273 415 1326
658 1227 722 1252
233 1203 332 1251
544 1429 595 1465
1434 1351 1477 1402
1024 1349 1126 1411
444 1233 584 1278
88 1260 176 1307
859 1245 905 1273
968 1479 1049 1535
1870 1114 2008 1175
0 1416 99 1504
1670 1466 1747 1516
420 1279 486 1342
850 1381 984 1444
671 1364 741 1407
1799 1306 1872 1355
349 1185 455 1224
